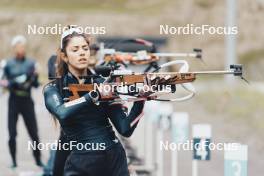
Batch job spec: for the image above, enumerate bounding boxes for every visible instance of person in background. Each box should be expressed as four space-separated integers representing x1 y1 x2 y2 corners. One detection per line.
0 35 43 168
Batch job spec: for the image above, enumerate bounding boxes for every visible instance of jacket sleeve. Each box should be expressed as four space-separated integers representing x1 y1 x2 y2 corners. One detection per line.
28 61 39 88
43 83 94 121
106 101 145 137
2 63 7 79
3 63 16 88
30 73 39 88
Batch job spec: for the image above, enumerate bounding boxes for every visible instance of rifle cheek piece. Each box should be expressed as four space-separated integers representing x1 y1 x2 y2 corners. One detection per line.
94 66 112 77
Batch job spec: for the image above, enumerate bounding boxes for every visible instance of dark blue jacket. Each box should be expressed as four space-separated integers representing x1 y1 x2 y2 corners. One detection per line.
43 71 144 151
4 57 39 97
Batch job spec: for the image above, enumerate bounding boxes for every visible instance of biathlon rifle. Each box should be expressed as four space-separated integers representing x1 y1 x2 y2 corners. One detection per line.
63 63 246 103
98 41 202 65
100 48 202 66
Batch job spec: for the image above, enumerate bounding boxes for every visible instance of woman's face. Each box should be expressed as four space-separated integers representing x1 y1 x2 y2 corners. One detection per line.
63 36 90 71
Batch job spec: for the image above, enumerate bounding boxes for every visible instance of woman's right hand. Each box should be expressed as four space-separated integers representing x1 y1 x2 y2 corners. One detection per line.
89 84 116 104
97 84 114 99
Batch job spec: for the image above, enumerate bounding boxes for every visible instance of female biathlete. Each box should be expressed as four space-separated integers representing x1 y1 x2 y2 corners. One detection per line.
43 27 146 176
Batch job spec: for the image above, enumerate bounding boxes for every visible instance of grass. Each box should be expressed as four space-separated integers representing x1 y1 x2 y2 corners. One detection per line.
196 86 264 132
238 49 264 81
194 0 215 8
239 49 264 65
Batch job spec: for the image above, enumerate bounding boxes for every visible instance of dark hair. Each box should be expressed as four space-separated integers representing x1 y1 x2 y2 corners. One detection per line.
56 32 91 77
43 32 91 126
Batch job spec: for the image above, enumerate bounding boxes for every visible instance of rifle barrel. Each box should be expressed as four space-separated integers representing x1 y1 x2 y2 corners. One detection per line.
192 71 236 74
112 51 198 58
153 53 197 57
145 71 236 75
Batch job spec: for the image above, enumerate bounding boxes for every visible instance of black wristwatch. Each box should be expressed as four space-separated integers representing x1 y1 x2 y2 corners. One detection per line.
89 90 100 105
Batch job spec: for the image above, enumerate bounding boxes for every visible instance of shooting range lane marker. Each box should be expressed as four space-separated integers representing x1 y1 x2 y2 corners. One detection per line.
171 112 189 176
192 124 212 176
224 143 248 176
156 102 173 176
192 124 212 139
